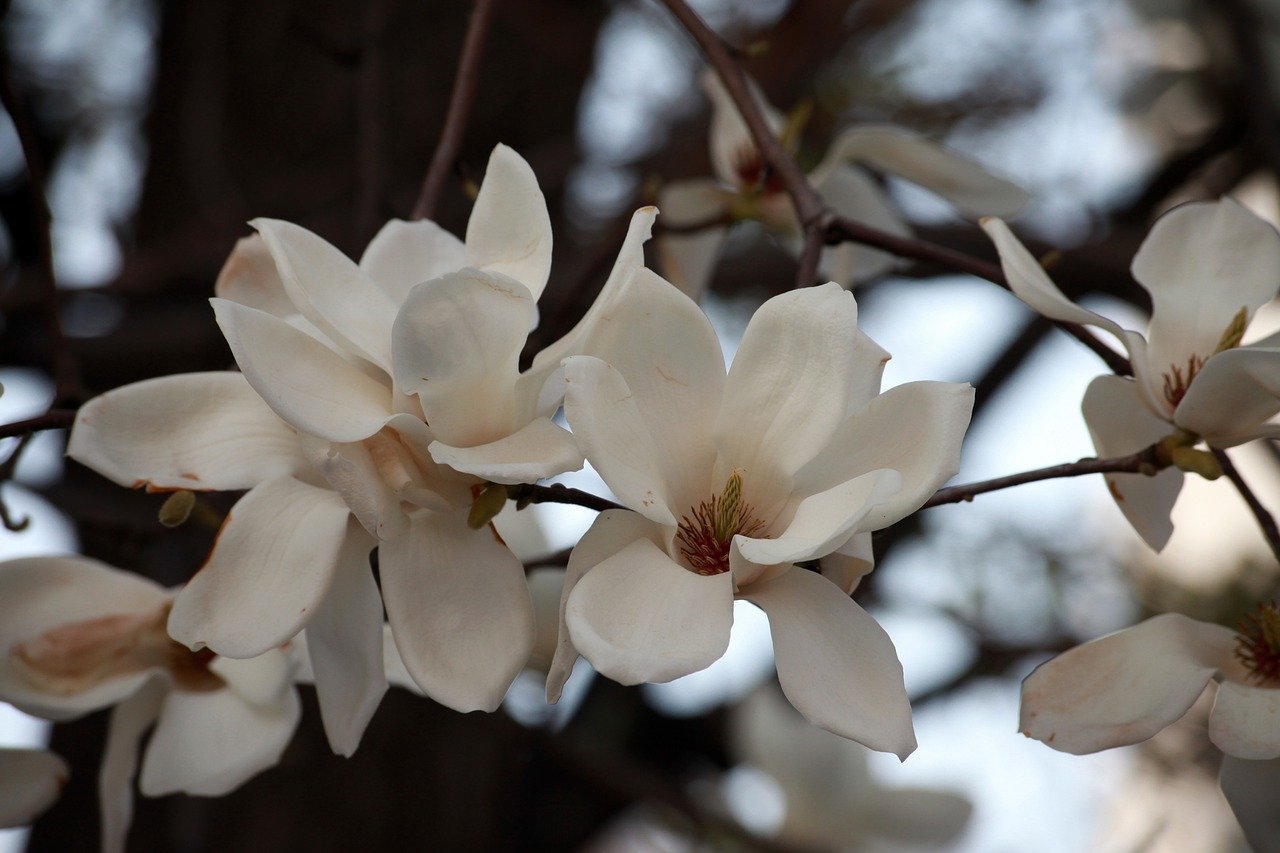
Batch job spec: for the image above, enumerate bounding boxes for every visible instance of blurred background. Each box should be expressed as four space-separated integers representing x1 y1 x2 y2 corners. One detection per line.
1 0 1278 849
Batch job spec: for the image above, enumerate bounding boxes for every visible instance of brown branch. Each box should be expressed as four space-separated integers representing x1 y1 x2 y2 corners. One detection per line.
0 433 34 531
1213 448 1280 565
794 225 824 289
921 446 1165 510
0 43 82 404
411 0 498 221
507 482 623 513
0 409 77 440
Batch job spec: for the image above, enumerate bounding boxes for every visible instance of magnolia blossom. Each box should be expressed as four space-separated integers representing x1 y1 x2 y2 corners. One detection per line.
0 748 68 829
983 199 1280 550
1020 610 1280 761
69 146 651 748
548 273 974 758
0 556 300 853
656 70 1029 300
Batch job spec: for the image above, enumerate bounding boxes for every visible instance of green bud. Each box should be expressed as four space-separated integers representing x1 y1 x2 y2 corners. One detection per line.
159 490 197 527
1170 446 1222 480
468 483 509 530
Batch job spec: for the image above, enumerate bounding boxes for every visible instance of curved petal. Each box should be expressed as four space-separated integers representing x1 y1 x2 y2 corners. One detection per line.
1174 347 1280 447
1082 375 1183 551
702 69 786 191
359 218 467 304
818 532 874 595
793 381 974 528
213 298 393 442
566 537 733 685
811 166 910 286
428 416 583 485
744 568 916 759
1209 681 1280 759
214 234 295 317
737 469 901 566
167 476 354 658
1135 199 1280 387
1019 613 1235 754
713 283 863 513
139 682 300 797
300 434 409 541
465 144 553 299
303 522 386 757
1220 756 1280 850
391 268 533 446
653 179 732 301
561 356 679 526
816 126 1029 217
0 557 169 720
547 509 664 702
380 511 535 712
99 680 165 853
0 749 68 828
69 372 306 492
251 218 398 369
578 266 724 512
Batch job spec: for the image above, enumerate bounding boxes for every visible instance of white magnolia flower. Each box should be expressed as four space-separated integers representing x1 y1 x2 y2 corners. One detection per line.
657 70 1029 300
548 273 974 758
1020 608 1280 760
69 146 652 748
730 687 973 849
0 556 300 853
983 199 1280 550
0 748 68 829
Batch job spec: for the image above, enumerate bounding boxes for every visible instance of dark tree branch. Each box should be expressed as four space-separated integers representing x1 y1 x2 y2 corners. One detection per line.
0 410 77 439
411 0 498 221
1213 447 1280 565
507 482 623 514
794 225 824 289
1218 0 1280 184
355 0 392 239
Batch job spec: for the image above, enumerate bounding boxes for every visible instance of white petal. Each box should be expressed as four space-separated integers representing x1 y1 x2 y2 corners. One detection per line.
811 166 910 286
139 682 300 797
714 283 863 511
737 469 901 566
214 234 295 317
818 532 874 595
1219 756 1280 850
69 372 306 492
428 416 583 485
1082 375 1183 551
209 648 295 708
653 179 732 301
1019 613 1234 754
566 537 733 685
0 557 168 720
546 509 664 702
817 126 1029 217
302 522 385 756
845 329 892 416
300 434 409 540
0 749 68 828
1135 199 1280 388
1174 347 1280 446
380 511 535 712
527 567 565 673
167 476 354 658
1209 681 1280 759
99 680 165 853
793 381 974 528
744 568 916 759
702 69 786 191
213 298 392 442
578 266 724 512
252 218 398 369
561 356 679 526
359 218 467 304
465 144 553 299
391 268 532 446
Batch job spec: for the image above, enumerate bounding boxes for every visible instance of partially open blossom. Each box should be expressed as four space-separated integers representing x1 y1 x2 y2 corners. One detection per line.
0 556 300 853
0 748 68 829
1020 607 1280 760
656 70 1029 300
548 272 974 758
983 199 1280 550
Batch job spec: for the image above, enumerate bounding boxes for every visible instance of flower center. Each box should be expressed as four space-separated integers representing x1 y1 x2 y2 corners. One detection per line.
1161 307 1248 409
10 603 222 695
1234 601 1280 686
675 469 768 576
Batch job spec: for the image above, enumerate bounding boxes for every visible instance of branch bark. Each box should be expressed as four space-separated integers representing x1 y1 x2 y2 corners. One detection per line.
1213 447 1280 565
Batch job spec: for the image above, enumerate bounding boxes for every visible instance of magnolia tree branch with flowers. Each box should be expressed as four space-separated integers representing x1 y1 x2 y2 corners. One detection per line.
4 0 1280 849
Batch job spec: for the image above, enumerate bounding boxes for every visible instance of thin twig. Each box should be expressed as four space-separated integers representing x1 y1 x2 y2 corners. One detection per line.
794 225 824 289
0 409 77 439
0 433 33 531
921 446 1165 510
0 44 81 404
411 0 498 221
507 482 623 513
1213 448 1280 565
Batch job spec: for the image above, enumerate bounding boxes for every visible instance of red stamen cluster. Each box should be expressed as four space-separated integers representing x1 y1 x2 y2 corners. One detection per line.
1161 354 1205 408
1235 601 1280 686
675 492 767 576
733 146 785 197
